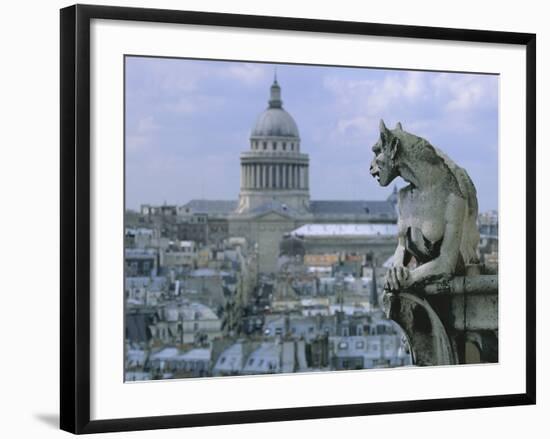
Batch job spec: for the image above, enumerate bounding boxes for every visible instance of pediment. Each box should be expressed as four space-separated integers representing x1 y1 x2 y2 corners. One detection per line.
254 210 293 221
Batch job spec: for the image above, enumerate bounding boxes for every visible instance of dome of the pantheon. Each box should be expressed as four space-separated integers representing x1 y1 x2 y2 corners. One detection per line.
251 79 300 139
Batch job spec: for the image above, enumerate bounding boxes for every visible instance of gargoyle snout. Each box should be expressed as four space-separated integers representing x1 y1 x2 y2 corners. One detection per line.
370 161 379 177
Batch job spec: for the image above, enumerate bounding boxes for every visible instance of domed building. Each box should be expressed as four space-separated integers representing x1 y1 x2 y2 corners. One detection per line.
236 78 310 214
177 78 398 273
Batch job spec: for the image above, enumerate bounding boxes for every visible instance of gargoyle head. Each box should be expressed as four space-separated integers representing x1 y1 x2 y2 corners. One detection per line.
370 119 402 187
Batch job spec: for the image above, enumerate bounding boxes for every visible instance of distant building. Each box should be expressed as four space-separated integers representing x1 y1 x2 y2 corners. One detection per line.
160 240 198 270
329 317 411 369
183 268 226 309
211 339 308 376
125 276 166 307
125 227 156 248
478 210 498 237
148 301 222 345
125 248 158 277
478 210 498 270
124 78 413 380
139 79 397 273
149 347 211 378
211 340 258 376
329 333 409 369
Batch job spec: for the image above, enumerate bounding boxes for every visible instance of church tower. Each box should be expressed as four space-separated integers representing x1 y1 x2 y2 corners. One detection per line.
236 78 310 214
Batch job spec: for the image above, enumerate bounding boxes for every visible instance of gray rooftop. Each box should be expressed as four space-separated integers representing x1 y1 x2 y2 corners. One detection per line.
181 199 396 219
183 199 238 215
310 200 396 218
248 200 300 218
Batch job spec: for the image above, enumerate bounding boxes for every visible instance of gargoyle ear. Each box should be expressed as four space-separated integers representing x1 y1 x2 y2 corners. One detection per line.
379 119 388 133
395 122 403 130
390 137 400 160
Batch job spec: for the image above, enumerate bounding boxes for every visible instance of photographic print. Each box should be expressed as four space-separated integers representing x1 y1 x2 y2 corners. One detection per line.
124 57 499 381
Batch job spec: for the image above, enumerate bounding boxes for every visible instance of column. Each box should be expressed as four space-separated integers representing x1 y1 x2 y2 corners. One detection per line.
274 164 279 188
305 166 309 190
294 165 298 189
251 164 255 189
260 164 264 189
289 164 293 189
240 164 244 189
282 164 287 189
288 165 293 189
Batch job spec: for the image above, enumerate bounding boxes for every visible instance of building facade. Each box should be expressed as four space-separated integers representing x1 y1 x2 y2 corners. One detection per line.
228 79 396 272
132 79 397 273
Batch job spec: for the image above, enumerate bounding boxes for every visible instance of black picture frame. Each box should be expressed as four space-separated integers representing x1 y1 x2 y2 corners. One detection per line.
60 4 536 434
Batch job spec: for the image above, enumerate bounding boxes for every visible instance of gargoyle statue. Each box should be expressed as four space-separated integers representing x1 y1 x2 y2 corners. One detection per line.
370 120 480 292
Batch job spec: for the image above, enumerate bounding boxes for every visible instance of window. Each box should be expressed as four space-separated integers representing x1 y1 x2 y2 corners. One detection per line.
263 141 267 150
355 341 365 349
273 142 277 151
282 142 286 150
248 358 254 366
338 341 348 350
220 357 226 364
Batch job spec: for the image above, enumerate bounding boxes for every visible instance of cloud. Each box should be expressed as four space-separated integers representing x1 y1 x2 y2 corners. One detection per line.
335 116 376 141
126 134 150 152
321 71 431 146
136 115 159 132
321 70 498 149
164 95 225 115
431 73 498 112
126 116 159 152
221 63 268 85
124 59 498 211
154 61 268 91
324 71 427 116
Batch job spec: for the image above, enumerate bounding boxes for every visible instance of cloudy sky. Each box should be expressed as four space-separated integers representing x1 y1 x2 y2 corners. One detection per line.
125 57 498 212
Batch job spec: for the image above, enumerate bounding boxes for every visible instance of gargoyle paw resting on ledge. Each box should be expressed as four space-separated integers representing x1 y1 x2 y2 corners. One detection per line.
370 120 480 293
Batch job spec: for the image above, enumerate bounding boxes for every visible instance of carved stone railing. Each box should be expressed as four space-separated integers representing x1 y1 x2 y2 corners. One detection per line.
383 273 498 366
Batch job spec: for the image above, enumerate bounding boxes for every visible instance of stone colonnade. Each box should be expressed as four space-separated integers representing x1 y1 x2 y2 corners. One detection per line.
240 163 309 190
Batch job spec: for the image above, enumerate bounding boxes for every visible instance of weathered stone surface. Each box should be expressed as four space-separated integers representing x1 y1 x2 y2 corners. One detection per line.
370 120 480 290
383 292 456 366
371 120 498 365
